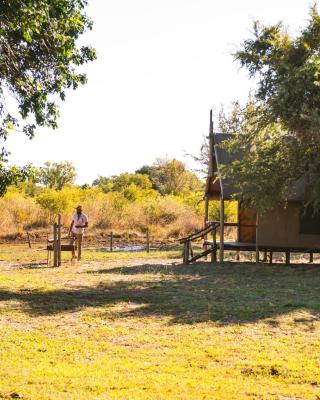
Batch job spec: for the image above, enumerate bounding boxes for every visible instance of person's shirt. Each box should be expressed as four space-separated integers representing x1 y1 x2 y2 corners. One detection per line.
72 212 88 235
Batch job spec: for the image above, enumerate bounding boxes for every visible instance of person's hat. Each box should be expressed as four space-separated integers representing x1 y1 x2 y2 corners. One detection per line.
76 205 82 209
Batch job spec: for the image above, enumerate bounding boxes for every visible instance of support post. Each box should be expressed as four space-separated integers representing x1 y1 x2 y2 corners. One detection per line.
211 224 216 263
269 251 273 264
262 251 267 262
285 252 290 265
183 242 187 263
204 196 209 260
309 252 313 264
220 198 224 264
204 196 209 227
146 229 150 253
110 231 113 252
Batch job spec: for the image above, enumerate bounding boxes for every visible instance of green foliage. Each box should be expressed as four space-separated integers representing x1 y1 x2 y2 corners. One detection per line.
92 176 114 193
0 164 33 197
36 187 80 221
149 158 203 195
135 165 152 176
0 0 96 195
93 173 156 201
36 161 77 190
0 157 238 237
235 6 320 136
0 0 96 139
221 6 320 211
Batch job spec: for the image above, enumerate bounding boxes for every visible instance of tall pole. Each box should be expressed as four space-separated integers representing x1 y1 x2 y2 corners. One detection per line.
208 109 214 177
205 110 214 260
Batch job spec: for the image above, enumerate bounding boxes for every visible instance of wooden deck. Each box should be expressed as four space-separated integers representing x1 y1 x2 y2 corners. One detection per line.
204 241 320 253
203 240 320 264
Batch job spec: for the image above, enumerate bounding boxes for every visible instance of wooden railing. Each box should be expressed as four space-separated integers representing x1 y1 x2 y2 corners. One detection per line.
179 222 220 263
206 221 257 228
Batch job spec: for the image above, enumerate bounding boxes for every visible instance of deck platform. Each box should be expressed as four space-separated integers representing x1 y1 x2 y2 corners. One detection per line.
204 241 320 254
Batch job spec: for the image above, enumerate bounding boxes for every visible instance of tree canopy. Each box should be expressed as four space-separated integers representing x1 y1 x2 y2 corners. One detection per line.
0 0 96 193
149 158 203 196
93 159 204 198
37 161 77 190
220 6 320 211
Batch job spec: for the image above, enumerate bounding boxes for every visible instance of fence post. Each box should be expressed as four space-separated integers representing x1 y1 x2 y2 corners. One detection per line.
57 214 61 267
53 223 58 267
110 231 113 252
146 229 150 253
27 232 31 249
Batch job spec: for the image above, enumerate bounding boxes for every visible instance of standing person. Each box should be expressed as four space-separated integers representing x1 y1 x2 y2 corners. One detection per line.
69 205 88 261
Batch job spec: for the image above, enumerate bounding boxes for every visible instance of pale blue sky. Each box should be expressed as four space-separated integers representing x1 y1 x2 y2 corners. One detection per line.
7 0 313 184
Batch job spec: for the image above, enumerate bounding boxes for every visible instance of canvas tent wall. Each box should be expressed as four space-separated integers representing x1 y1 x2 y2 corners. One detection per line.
205 132 320 249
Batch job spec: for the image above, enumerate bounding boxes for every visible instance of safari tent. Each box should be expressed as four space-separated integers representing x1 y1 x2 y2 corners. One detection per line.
181 111 320 264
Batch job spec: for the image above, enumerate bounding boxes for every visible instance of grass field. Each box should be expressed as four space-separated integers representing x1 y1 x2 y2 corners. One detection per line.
0 245 320 399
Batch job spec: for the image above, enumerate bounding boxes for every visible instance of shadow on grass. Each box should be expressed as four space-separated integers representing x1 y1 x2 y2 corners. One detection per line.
10 261 50 269
86 248 181 259
0 262 320 325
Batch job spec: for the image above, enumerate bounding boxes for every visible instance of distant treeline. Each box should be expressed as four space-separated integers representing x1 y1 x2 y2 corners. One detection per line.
1 158 236 238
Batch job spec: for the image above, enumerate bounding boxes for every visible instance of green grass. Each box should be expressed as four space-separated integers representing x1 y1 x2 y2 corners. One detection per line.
0 245 320 399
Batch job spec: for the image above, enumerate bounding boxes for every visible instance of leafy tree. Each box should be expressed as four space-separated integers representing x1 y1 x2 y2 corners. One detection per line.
0 0 96 193
135 165 152 176
93 173 153 194
149 158 203 195
92 176 114 193
220 6 320 211
36 187 80 222
37 161 77 190
112 173 153 192
0 165 32 196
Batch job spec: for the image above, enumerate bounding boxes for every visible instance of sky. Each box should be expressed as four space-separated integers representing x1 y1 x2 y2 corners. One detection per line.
6 0 314 184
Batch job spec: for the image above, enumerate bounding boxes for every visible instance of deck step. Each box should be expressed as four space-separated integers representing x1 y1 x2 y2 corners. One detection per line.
187 246 218 263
